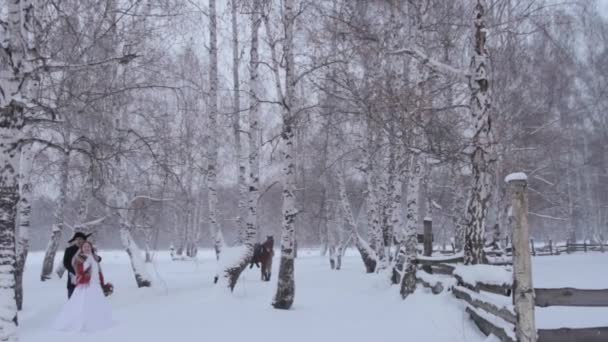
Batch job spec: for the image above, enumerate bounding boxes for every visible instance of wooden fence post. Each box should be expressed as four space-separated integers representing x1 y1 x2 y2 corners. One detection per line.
423 218 433 257
530 239 536 257
423 218 433 273
507 173 537 342
583 240 587 253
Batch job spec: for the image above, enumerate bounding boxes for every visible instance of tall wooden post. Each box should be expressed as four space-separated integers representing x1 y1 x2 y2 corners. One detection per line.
507 173 537 342
530 239 536 256
423 218 433 257
423 218 433 273
583 240 587 253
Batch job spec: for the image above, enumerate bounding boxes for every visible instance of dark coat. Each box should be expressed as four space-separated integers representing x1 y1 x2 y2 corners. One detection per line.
63 245 78 289
63 245 79 275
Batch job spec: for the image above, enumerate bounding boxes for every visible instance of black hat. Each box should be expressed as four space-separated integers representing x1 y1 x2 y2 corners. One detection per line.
68 232 91 243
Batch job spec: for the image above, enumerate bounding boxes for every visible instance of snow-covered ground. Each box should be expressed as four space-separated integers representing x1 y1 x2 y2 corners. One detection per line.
21 249 485 342
18 249 608 341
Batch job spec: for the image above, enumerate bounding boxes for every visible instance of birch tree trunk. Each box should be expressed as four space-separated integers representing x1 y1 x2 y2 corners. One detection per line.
114 125 152 287
117 194 152 287
106 0 153 287
0 0 34 337
41 150 69 281
384 132 400 262
365 156 384 267
207 0 222 260
463 0 494 265
218 0 262 291
232 0 248 244
74 169 93 233
273 0 298 309
16 144 33 311
393 153 421 299
336 168 377 273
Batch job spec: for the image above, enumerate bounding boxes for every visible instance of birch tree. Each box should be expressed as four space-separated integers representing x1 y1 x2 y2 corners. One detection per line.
463 0 493 265
272 0 298 310
218 0 262 291
392 152 421 296
336 167 377 273
232 0 248 243
16 143 34 311
109 0 153 287
0 0 35 338
207 0 223 260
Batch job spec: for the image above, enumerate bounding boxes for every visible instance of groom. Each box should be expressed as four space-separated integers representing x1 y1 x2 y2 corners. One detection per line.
63 232 101 298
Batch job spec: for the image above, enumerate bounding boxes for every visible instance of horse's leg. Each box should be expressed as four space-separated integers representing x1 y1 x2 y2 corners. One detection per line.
267 256 272 281
262 260 269 281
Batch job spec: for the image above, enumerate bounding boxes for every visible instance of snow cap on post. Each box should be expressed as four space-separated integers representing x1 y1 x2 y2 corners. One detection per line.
505 172 527 184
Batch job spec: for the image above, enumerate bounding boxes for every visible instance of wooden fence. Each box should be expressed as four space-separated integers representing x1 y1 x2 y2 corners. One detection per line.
415 173 608 342
415 262 608 342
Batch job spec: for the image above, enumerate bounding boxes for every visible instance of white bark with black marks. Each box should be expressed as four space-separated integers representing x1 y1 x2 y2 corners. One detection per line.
0 0 35 338
16 144 33 311
118 197 152 288
232 0 248 244
336 168 377 273
273 0 298 309
464 0 494 265
218 0 262 291
393 154 421 299
207 0 222 261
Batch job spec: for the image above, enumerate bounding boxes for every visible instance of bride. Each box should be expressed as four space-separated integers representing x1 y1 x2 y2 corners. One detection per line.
54 241 113 332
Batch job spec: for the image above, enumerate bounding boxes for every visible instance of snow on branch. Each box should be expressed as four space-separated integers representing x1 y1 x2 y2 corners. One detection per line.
389 47 469 81
528 212 568 221
31 54 139 74
78 216 106 228
129 195 169 204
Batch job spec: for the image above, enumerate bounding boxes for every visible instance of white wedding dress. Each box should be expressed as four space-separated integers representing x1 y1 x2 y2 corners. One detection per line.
53 256 113 332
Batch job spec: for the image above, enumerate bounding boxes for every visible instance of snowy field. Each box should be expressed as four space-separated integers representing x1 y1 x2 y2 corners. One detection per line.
19 249 608 341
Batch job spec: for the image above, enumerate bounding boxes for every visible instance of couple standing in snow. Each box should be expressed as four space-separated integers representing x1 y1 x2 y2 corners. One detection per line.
54 232 114 332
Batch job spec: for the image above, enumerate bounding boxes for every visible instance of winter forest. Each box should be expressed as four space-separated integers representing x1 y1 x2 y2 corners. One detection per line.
2 0 608 341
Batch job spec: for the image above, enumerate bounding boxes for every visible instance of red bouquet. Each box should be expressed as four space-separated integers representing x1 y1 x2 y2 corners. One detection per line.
102 282 114 297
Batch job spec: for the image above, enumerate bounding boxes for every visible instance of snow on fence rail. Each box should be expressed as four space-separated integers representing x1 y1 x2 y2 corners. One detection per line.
449 265 516 342
451 264 513 300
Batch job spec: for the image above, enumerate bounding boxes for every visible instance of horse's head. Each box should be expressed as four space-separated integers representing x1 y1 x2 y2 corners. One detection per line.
263 235 274 249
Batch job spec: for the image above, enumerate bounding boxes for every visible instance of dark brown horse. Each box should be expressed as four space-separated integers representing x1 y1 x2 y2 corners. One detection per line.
250 236 274 281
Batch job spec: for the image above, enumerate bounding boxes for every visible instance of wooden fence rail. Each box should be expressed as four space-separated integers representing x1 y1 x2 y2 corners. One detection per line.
538 327 608 342
535 288 608 307
452 285 516 324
